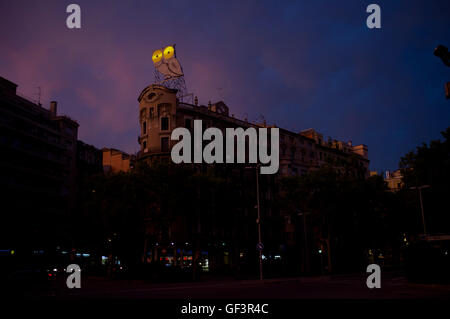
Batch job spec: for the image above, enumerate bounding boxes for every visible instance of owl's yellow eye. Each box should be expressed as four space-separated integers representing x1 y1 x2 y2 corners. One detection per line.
152 49 163 63
163 46 174 60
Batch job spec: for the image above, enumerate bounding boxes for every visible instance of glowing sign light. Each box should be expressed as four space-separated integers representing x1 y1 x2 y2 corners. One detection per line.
152 44 184 80
152 50 163 63
163 46 174 60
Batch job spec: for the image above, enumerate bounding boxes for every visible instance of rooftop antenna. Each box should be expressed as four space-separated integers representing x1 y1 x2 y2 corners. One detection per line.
180 93 194 104
35 86 41 105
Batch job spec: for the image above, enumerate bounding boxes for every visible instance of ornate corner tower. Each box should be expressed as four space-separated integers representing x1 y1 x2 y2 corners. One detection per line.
137 84 178 161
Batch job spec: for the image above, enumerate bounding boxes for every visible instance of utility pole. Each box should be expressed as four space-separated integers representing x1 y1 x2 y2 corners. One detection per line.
245 164 263 280
410 185 430 235
256 164 263 281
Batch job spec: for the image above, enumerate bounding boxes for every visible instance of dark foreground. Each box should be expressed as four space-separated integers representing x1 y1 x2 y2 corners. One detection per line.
17 271 450 299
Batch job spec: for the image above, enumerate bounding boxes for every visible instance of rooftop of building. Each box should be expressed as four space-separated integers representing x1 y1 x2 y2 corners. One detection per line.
0 76 79 127
177 100 368 160
102 147 131 158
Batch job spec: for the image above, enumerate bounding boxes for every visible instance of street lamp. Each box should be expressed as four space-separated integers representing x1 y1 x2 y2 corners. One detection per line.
410 185 430 235
246 164 263 280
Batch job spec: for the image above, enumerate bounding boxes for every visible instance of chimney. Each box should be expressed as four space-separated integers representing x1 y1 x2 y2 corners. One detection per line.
208 101 212 110
194 96 198 106
50 101 57 117
348 140 352 147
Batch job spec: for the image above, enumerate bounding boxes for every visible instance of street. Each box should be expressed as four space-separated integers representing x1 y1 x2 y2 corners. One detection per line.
29 272 450 299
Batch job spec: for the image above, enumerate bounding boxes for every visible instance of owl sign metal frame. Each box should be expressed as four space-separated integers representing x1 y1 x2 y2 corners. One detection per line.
152 45 184 82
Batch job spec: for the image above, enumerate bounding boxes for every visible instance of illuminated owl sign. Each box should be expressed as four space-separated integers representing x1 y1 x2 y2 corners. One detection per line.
152 45 184 80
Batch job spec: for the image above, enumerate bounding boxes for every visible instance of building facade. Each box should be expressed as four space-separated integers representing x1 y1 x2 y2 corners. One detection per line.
385 169 404 191
0 76 79 248
135 83 370 276
137 84 369 178
77 140 103 178
102 147 133 173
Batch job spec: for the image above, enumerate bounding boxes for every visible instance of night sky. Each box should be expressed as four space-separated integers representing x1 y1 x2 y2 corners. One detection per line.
1 0 449 172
